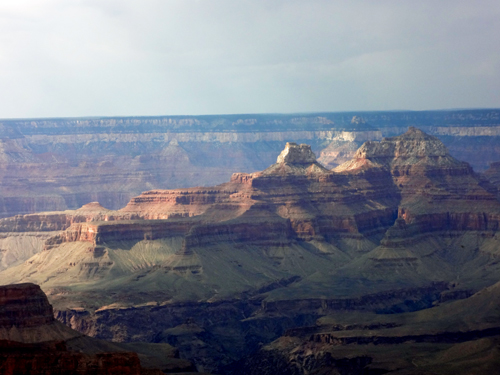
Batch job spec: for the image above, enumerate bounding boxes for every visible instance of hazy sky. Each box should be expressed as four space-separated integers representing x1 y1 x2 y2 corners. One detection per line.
1 0 499 118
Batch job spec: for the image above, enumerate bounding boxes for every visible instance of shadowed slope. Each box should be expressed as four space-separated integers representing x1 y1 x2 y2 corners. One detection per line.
0 283 194 374
226 281 500 375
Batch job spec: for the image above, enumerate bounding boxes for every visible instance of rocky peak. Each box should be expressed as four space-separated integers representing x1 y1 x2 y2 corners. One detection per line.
277 142 317 164
335 127 465 172
354 127 450 159
257 142 330 177
399 126 434 139
76 202 109 212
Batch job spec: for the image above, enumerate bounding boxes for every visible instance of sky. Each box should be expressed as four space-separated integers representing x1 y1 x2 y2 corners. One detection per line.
0 0 499 118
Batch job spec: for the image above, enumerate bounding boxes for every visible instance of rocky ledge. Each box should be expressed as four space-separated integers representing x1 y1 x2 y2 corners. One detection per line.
0 283 54 328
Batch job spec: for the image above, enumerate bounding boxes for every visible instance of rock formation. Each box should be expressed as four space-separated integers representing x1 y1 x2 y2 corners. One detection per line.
0 283 194 374
1 110 500 218
0 283 55 330
276 142 317 164
1 127 500 303
485 161 500 189
0 127 499 371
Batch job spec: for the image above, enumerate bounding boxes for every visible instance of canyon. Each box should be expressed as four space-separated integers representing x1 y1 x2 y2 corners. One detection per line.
1 109 500 218
0 126 500 372
225 280 500 374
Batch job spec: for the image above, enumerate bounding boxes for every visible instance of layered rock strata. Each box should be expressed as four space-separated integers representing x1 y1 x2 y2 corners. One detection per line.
0 283 193 374
0 283 54 328
0 128 500 370
2 129 500 301
1 109 500 218
226 281 500 375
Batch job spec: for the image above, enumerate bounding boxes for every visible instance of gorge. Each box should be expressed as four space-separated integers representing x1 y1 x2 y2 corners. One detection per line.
1 125 500 373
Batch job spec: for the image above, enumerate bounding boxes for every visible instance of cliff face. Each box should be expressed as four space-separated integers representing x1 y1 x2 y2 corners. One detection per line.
0 283 192 374
485 161 500 191
0 283 54 328
0 283 142 374
326 128 500 289
1 109 499 218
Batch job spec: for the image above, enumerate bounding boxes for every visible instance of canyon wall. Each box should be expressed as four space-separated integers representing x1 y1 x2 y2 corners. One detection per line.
1 128 500 371
1 110 499 217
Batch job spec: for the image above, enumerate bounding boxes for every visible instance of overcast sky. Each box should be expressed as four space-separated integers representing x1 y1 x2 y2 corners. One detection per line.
0 0 499 118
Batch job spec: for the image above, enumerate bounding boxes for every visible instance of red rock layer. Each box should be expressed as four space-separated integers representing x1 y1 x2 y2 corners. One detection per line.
0 283 168 374
43 219 196 250
336 127 500 244
0 284 54 328
181 209 294 250
0 341 147 375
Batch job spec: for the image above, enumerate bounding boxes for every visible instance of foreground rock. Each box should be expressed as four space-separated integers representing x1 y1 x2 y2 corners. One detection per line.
0 283 194 374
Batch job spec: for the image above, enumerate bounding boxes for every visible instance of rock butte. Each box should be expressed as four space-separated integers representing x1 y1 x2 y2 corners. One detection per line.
0 127 500 371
